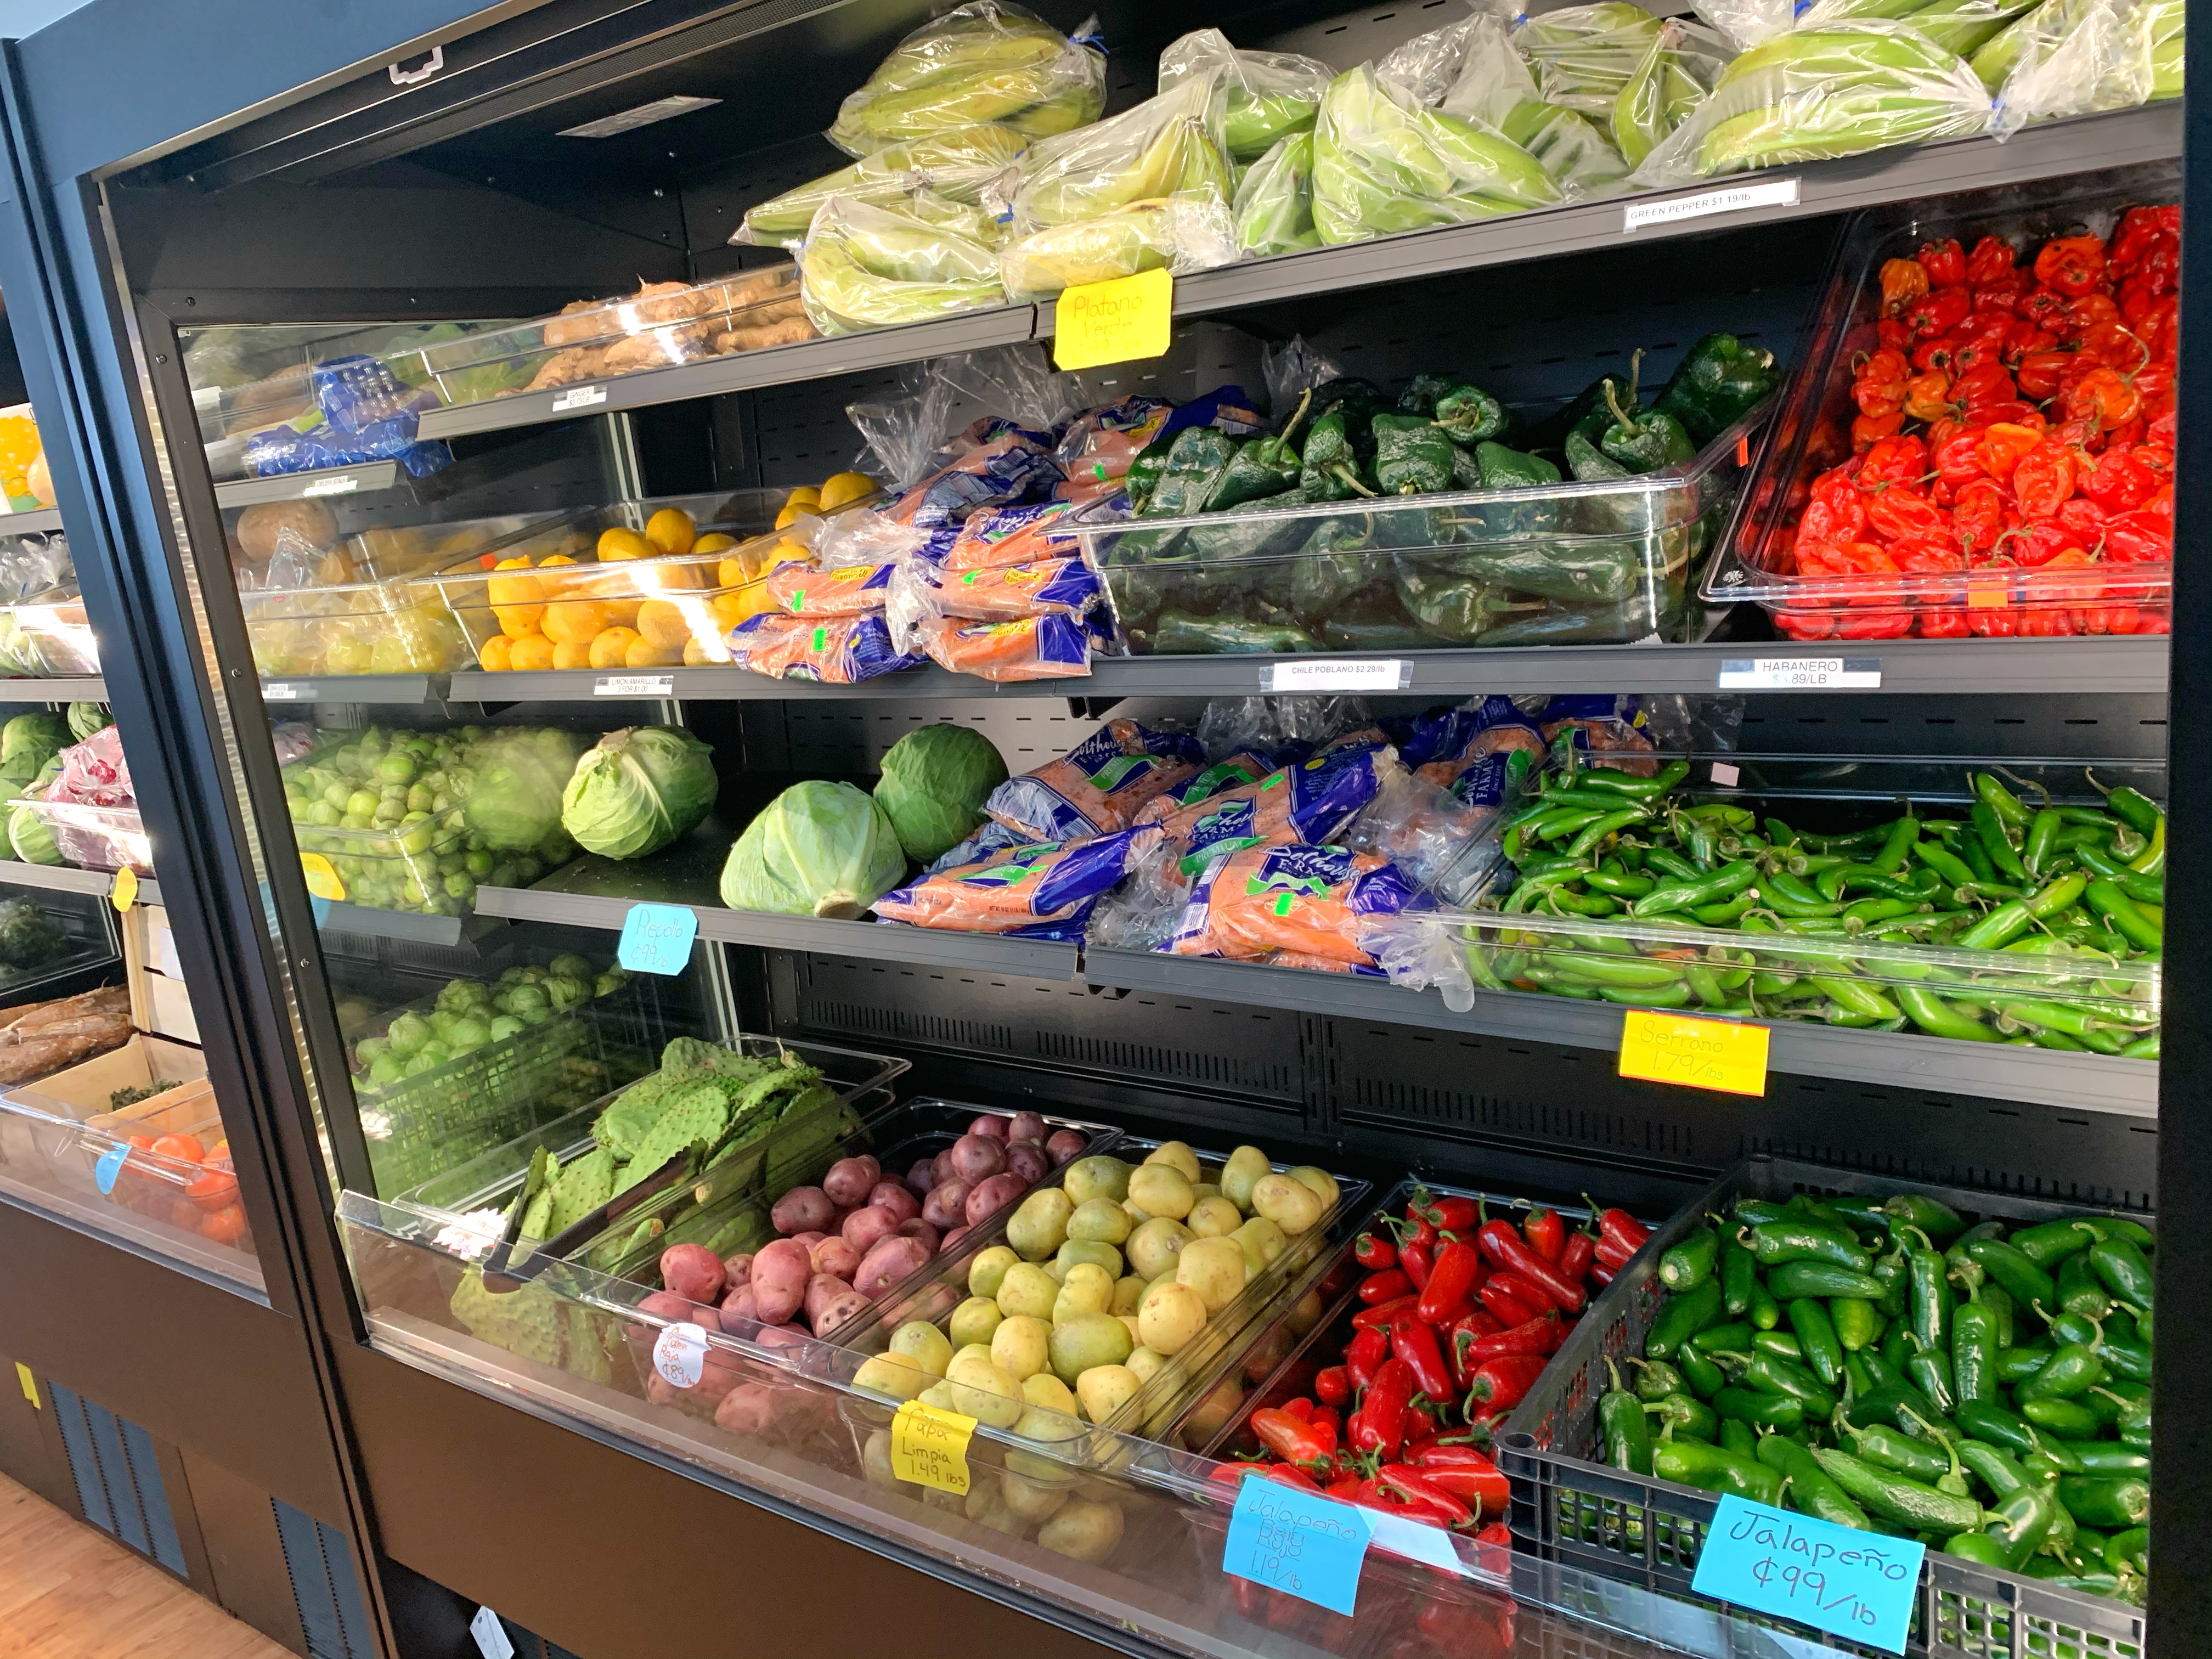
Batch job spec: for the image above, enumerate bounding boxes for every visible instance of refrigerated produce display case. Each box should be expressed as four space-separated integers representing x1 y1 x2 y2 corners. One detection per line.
0 0 2199 1654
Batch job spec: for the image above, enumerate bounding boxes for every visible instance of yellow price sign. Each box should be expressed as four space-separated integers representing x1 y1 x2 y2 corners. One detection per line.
109 866 139 912
889 1398 975 1496
1053 268 1173 371
16 1361 38 1409
300 853 346 902
1618 1009 1770 1097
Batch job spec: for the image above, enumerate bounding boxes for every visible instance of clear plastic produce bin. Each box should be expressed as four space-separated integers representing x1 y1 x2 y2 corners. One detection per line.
1071 408 1765 656
394 267 812 408
836 1133 1372 1449
292 815 469 916
36 1084 255 1256
1705 172 2178 640
0 597 98 676
415 489 818 673
18 799 153 875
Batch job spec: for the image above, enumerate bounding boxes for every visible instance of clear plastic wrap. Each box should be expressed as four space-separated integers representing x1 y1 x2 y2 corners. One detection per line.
2147 0 2185 93
1007 69 1232 236
735 126 1030 247
826 2 1107 159
1231 131 1319 256
1437 14 1633 195
1159 29 1335 162
1311 64 1562 246
884 555 1103 681
1802 0 2040 58
798 194 1007 337
1632 21 1996 182
1691 0 1796 51
1514 2 1669 111
1989 0 2159 133
1374 3 1519 106
1610 18 1734 167
998 193 1236 302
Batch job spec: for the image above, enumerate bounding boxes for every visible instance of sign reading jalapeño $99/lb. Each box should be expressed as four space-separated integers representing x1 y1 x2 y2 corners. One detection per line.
1054 268 1173 371
1691 1494 1924 1655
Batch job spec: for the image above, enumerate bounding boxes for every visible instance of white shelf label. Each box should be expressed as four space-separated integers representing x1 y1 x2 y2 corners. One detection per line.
469 1607 515 1659
652 1322 709 1389
594 674 675 696
1709 761 1741 787
262 682 305 700
300 474 361 498
1262 658 1407 693
1717 656 1881 691
550 384 607 412
1626 177 1799 234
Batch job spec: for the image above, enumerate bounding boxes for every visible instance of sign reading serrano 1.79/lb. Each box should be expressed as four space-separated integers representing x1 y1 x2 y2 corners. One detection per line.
1618 1009 1769 1096
1053 268 1172 371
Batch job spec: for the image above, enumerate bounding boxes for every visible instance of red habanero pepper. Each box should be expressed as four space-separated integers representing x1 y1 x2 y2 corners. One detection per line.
2019 286 2073 331
1412 1446 1513 1519
1352 1231 1396 1271
1352 1294 1420 1333
1520 1205 1566 1264
1400 1240 1434 1293
1391 1313 1456 1402
1464 1354 1549 1414
1252 1407 1334 1468
1353 1357 1414 1459
2075 317 2144 369
1859 435 1928 487
1877 318 1915 353
1592 1199 1650 1261
1918 607 1974 640
1906 286 1971 338
1975 422 2043 479
1892 537 1965 574
1855 367 1910 417
1865 487 1949 543
1358 1268 1413 1305
2066 366 2142 431
2035 235 2106 297
1478 1278 1542 1330
1967 234 2019 285
1375 1465 1476 1530
1918 238 1968 287
2108 206 2173 270
2064 292 2123 341
2102 506 2172 563
1952 360 2018 415
1418 1238 1482 1324
2057 495 2107 541
2014 348 2072 400
1477 1215 1587 1310
2011 439 2077 518
2083 444 2158 512
1314 1365 1351 1408
1878 257 1930 318
1934 425 1990 485
2001 521 2074 568
1909 331 1965 375
1853 410 1907 451
1559 1222 1598 1285
1903 371 1954 421
1346 1324 1390 1391
2002 319 2056 364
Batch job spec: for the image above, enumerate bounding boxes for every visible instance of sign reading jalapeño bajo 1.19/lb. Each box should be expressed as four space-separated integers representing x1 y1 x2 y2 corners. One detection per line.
1054 268 1173 370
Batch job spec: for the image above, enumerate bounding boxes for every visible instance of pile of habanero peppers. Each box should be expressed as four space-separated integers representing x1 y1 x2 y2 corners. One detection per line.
1221 1187 1650 1536
1610 1189 2152 1607
1482 755 2163 1056
1779 206 2178 641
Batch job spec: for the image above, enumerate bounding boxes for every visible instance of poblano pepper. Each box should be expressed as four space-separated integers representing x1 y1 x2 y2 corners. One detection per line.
1153 611 1321 653
1205 390 1313 512
1371 414 1458 494
1475 441 1564 490
1300 408 1378 500
1599 353 1696 473
1144 426 1238 517
1434 381 1509 445
1397 373 1464 417
1652 331 1779 446
1566 426 1634 482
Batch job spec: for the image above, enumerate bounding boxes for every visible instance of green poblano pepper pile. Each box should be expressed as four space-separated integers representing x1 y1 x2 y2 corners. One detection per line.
1099 332 1778 656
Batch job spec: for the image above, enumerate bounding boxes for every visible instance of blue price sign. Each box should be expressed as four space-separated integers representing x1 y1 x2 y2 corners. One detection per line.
1691 1494 1925 1655
1222 1475 1373 1617
618 903 699 975
94 1143 128 1195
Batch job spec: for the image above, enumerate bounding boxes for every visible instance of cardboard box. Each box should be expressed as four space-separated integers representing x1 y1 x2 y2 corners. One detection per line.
13 1034 208 1126
124 904 199 1043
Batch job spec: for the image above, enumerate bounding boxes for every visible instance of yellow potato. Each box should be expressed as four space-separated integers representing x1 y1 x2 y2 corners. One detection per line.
1233 1216 1288 1277
1118 1314 1143 1348
1068 1195 1132 1245
1251 1172 1324 1234
1187 1195 1243 1239
968 1244 1020 1300
1056 1238 1122 1280
1039 1498 1123 1563
1109 1274 1147 1317
1063 1155 1131 1207
1048 1312 1133 1385
853 1351 928 1402
1021 1373 1078 1415
1287 1166 1341 1208
1125 1346 1165 1387
948 1296 1005 1350
1176 1237 1249 1314
862 1427 898 1488
945 1353 1025 1429
1008 1188 1073 1261
1137 1280 1208 1355
1000 1469 1070 1522
1075 1365 1141 1425
1127 1163 1194 1221
991 1315 1052 1382
1051 1263 1115 1324
964 1481 1024 1538
1144 1141 1202 1183
1126 1216 1194 1281
890 1321 953 1378
995 1262 1060 1322
1219 1146 1271 1211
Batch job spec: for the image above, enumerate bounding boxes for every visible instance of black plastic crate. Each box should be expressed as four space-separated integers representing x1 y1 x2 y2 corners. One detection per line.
1497 1155 2149 1659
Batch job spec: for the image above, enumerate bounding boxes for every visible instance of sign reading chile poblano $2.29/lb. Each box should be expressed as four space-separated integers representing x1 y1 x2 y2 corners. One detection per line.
1054 269 1173 371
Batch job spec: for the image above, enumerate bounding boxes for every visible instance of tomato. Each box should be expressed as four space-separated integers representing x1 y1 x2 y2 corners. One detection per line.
186 1169 240 1213
150 1133 205 1164
200 1205 250 1246
169 1198 202 1230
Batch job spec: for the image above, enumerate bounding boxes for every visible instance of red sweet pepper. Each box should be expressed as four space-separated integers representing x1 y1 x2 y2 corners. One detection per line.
1464 1354 1549 1414
1357 1268 1413 1305
1476 1218 1586 1313
1417 1238 1482 1325
1391 1313 1455 1403
1521 1204 1566 1263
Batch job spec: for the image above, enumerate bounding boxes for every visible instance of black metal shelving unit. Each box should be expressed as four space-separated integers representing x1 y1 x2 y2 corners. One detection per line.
0 0 2197 1656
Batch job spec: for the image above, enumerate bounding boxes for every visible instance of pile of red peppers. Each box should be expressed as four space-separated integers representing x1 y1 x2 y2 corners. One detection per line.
1778 206 2179 641
1216 1188 1651 1542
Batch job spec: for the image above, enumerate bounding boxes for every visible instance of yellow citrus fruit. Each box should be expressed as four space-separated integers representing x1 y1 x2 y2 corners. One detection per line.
477 634 514 672
551 637 594 671
817 471 875 511
542 596 609 644
597 526 654 563
682 637 714 666
625 636 684 669
589 628 640 668
488 555 546 636
507 633 555 672
645 507 696 557
694 532 737 555
716 555 752 589
773 503 806 530
785 484 822 510
635 600 695 651
602 599 643 630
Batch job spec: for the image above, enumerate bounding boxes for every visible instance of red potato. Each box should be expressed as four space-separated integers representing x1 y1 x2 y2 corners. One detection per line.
1046 1128 1087 1165
907 1158 939 1193
813 1288 870 1334
965 1171 1028 1225
720 1284 759 1324
822 1154 881 1208
1007 1111 1047 1144
715 1383 778 1435
896 1217 940 1254
805 1272 855 1326
721 1252 754 1286
949 1133 1007 1183
809 1236 862 1279
1005 1141 1049 1183
940 1225 970 1255
921 1178 972 1231
749 1239 813 1326
636 1290 697 1323
969 1113 1011 1141
868 1180 921 1224
855 1233 931 1297
771 1185 836 1235
842 1203 901 1255
791 1231 826 1252
658 1243 726 1305
756 1325 811 1365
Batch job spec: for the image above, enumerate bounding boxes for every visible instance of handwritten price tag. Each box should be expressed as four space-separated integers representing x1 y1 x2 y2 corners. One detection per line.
110 867 138 912
651 1322 709 1389
1222 1476 1373 1617
298 853 346 902
889 1400 974 1496
1054 268 1173 370
1619 1009 1769 1097
618 902 698 975
1692 1494 1924 1654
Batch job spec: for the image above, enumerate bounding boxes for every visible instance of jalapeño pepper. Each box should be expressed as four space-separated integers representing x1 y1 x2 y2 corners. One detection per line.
1757 1435 1872 1530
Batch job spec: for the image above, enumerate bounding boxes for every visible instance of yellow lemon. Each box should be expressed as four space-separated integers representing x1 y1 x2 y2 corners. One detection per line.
783 484 822 510
817 471 875 511
694 532 738 555
773 503 808 530
551 637 594 671
487 555 545 636
625 636 684 669
683 637 712 666
597 526 654 563
477 634 514 672
635 600 694 652
645 507 696 557
507 633 555 672
589 627 640 668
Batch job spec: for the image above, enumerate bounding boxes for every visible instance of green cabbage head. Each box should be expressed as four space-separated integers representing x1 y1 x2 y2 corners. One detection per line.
463 727 583 850
720 781 906 919
560 726 719 860
874 724 1008 862
66 703 112 742
1 712 65 765
7 804 60 866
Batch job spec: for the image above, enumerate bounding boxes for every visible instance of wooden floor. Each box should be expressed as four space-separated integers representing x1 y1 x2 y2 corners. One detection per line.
0 1471 291 1659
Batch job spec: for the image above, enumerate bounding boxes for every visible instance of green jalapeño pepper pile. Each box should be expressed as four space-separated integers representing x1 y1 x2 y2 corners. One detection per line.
1472 753 2163 1054
1097 332 1779 657
1602 1189 2153 1609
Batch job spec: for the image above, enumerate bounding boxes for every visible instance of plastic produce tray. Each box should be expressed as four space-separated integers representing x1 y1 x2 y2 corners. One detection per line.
578 1098 1124 1324
40 1086 256 1256
19 799 153 875
1496 1155 2151 1659
0 595 97 676
1071 405 1766 657
1705 167 2177 640
835 1130 1372 1452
